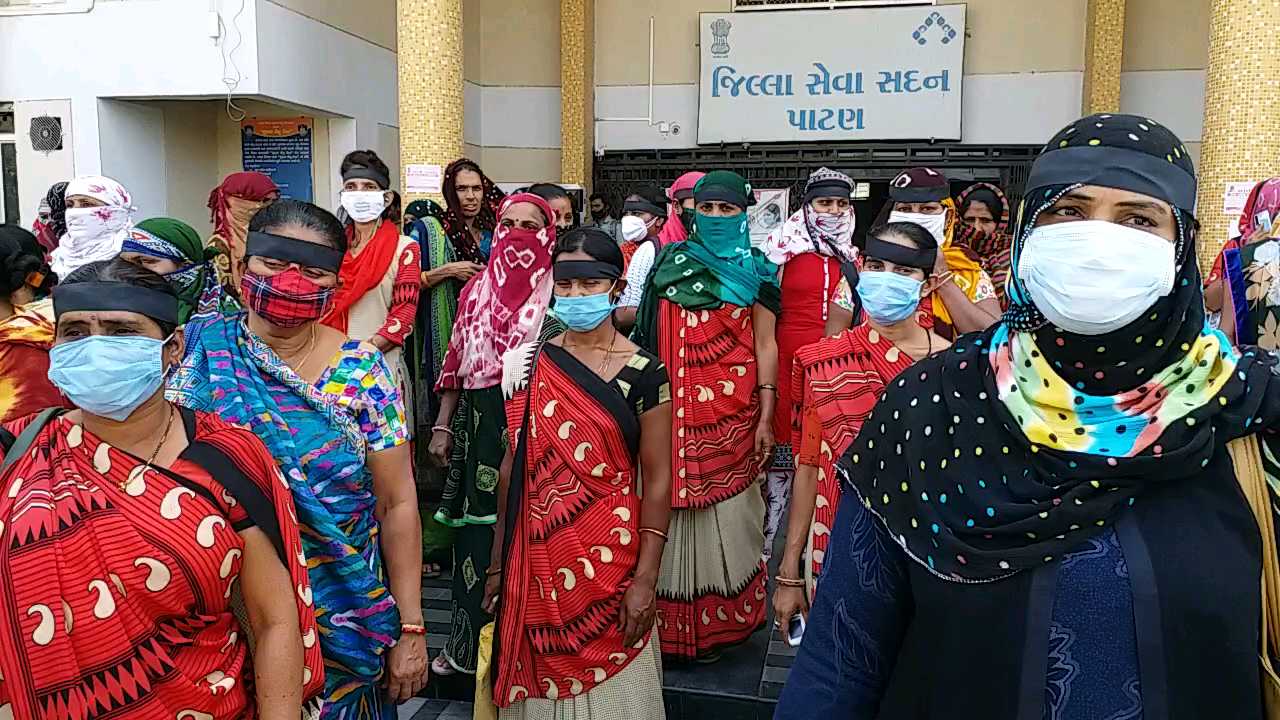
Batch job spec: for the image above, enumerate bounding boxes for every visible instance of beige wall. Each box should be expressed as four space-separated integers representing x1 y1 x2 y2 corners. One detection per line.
155 101 220 235
463 0 561 86
944 0 1086 74
1121 0 1210 71
266 0 397 51
463 143 561 184
593 0 1086 87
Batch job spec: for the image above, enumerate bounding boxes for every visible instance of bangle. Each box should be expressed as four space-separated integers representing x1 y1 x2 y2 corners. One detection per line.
775 576 806 588
400 623 427 635
757 384 778 393
639 527 669 541
486 566 503 577
432 425 455 437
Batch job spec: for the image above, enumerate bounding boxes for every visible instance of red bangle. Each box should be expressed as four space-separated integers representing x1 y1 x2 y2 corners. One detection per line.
401 623 427 636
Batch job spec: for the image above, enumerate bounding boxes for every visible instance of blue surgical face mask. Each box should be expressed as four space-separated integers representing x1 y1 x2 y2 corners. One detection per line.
48 334 171 421
552 287 617 332
858 271 924 325
695 212 749 258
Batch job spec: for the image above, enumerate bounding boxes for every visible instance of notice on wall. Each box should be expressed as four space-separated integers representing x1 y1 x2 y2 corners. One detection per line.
698 6 965 143
405 164 444 194
241 117 313 202
749 188 789 248
1224 181 1257 239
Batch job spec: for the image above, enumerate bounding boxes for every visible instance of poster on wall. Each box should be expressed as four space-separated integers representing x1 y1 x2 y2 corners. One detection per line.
698 6 965 143
749 188 789 248
241 117 314 202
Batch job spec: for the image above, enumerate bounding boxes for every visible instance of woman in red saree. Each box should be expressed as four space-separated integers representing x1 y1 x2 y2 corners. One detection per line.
0 259 324 720
484 228 672 718
772 222 950 638
632 171 779 662
759 168 858 560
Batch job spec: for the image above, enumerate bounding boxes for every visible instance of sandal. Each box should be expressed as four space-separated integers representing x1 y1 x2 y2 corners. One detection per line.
431 654 457 676
423 562 444 579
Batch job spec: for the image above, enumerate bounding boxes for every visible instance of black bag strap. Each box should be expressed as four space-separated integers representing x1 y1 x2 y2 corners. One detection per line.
0 408 65 478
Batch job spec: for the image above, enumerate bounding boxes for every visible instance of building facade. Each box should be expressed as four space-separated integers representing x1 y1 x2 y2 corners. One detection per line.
0 0 399 233
401 0 1268 263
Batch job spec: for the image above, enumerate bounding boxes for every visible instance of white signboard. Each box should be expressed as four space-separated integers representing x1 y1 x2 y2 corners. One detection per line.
698 6 965 143
749 188 789 248
1224 181 1255 215
405 164 443 194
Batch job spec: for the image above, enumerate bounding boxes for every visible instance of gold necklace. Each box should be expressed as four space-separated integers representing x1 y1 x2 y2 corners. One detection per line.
288 325 318 371
596 330 618 376
116 404 175 490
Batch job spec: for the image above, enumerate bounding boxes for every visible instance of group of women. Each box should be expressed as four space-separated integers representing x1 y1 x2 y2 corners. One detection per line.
5 110 1279 720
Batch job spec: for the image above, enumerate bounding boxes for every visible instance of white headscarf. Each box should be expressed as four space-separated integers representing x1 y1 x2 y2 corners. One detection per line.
50 175 134 279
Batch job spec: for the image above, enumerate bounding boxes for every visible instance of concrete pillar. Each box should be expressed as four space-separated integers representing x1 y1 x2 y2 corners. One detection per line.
1196 0 1280 269
398 0 465 202
1081 0 1126 115
560 0 595 188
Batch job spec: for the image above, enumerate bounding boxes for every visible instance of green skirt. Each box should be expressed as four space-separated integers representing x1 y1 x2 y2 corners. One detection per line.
434 385 507 673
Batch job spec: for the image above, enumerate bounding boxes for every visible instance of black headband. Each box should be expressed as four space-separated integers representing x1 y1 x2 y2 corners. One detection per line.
623 199 668 218
694 185 753 209
805 180 853 204
864 236 937 271
53 282 180 325
673 187 697 201
342 165 390 190
1027 145 1197 213
246 231 344 272
554 260 621 281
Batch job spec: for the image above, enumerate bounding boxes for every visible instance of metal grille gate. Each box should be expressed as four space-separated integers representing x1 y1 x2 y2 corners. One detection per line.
593 142 1040 216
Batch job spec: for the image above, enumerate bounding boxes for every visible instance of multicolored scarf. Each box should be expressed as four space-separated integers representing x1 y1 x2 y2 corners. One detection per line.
843 113 1275 583
127 218 223 321
435 194 556 390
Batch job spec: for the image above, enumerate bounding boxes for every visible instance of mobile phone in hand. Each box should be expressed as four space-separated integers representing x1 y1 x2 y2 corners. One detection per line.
786 614 806 647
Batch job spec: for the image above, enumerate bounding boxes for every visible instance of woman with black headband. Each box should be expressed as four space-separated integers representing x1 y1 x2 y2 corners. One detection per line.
828 167 1000 337
0 258 325 719
772 221 950 646
480 227 672 719
778 114 1280 719
172 200 426 718
613 184 669 333
322 150 422 433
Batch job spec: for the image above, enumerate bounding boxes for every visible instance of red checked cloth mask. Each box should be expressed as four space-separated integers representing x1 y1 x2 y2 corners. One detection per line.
241 267 335 329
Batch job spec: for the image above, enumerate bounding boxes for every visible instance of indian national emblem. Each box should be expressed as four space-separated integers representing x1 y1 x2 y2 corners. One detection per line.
710 18 732 57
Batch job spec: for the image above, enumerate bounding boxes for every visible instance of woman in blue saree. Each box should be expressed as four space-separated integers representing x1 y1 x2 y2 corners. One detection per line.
169 199 427 719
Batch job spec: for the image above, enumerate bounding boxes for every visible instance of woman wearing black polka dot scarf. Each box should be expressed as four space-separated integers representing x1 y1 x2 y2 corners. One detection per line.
776 114 1280 719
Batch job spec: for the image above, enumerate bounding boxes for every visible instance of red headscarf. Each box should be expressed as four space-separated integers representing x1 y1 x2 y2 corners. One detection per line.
1207 177 1280 287
658 171 705 245
207 172 279 239
436 193 556 390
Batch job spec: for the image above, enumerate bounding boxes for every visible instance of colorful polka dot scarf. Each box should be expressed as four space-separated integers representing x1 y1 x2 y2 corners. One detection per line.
841 114 1280 582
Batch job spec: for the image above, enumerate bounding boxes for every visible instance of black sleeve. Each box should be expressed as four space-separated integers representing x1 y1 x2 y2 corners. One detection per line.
631 353 671 416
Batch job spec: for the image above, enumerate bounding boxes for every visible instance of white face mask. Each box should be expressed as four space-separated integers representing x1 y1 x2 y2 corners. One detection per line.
620 215 650 242
1017 220 1177 336
889 210 947 246
341 190 387 223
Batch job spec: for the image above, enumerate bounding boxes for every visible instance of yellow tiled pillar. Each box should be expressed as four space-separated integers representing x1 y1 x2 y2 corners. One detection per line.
1195 0 1280 270
398 0 465 203
560 0 595 188
1081 0 1126 115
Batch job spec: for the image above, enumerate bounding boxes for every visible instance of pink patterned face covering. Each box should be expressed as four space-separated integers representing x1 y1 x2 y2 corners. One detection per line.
435 194 557 391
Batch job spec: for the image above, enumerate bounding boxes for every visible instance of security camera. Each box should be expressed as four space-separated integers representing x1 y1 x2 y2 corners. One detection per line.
670 123 682 136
